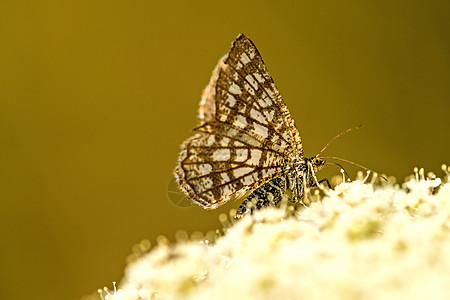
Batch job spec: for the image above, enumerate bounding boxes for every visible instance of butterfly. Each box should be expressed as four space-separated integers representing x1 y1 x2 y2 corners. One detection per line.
175 34 335 219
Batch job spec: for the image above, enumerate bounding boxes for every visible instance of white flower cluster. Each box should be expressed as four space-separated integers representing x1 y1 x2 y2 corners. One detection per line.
102 170 450 300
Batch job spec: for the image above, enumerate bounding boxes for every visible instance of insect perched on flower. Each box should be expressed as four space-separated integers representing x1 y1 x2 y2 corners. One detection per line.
175 34 367 218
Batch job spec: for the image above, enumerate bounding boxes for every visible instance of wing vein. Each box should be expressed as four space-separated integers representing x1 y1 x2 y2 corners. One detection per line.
198 167 285 195
221 63 291 147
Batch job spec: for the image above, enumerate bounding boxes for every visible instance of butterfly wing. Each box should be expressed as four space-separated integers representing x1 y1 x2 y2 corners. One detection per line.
175 34 303 209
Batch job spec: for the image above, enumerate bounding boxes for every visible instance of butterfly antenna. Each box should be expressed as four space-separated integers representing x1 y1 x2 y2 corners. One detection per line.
322 156 387 181
317 125 363 156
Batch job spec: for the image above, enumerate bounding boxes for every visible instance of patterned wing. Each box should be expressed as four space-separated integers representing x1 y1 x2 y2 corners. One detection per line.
175 34 303 209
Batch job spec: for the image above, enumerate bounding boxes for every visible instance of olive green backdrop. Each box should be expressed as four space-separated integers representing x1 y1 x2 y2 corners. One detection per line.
1 1 449 299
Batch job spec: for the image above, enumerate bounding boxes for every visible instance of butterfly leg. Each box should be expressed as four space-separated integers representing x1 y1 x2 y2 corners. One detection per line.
310 178 332 189
235 176 286 219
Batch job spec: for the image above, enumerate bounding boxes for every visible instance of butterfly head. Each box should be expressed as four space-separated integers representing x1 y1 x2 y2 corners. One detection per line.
309 156 326 172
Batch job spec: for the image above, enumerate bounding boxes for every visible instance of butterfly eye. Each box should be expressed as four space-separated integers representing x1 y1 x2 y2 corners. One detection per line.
313 157 322 165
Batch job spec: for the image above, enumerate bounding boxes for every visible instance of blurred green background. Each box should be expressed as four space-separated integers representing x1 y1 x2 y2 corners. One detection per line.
0 1 449 299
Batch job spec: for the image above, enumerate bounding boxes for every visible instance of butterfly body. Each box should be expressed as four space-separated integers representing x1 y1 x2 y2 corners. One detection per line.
235 156 326 217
